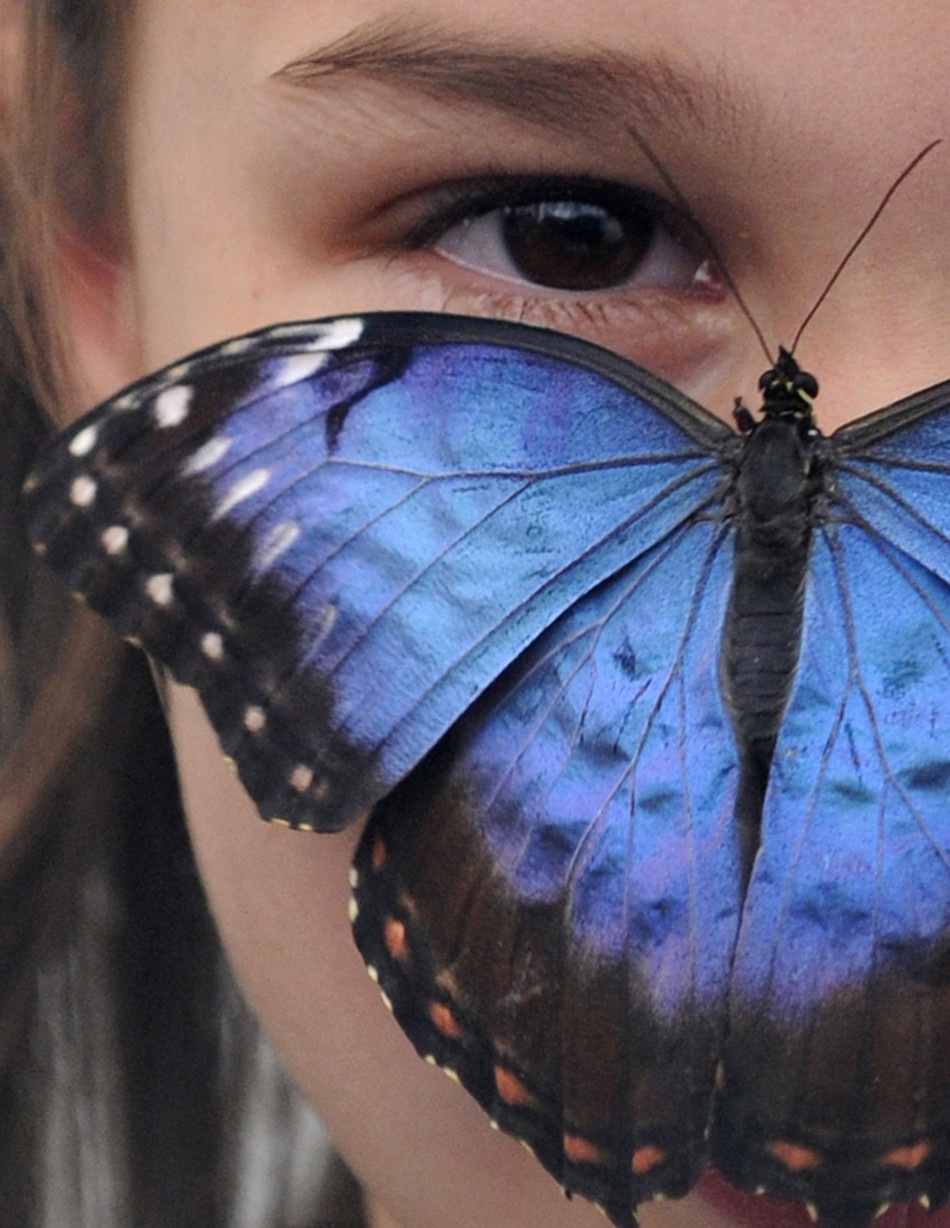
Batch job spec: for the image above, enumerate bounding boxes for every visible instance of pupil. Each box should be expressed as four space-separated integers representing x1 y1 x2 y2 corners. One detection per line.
500 200 652 290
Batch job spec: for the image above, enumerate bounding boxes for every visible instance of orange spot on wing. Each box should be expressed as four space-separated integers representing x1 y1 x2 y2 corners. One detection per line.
371 838 387 872
429 1000 464 1041
383 917 408 961
766 1140 822 1172
631 1144 665 1175
563 1134 606 1165
882 1141 931 1170
494 1065 538 1109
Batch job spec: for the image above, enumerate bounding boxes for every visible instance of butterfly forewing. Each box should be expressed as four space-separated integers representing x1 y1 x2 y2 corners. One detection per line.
24 314 733 833
830 379 950 588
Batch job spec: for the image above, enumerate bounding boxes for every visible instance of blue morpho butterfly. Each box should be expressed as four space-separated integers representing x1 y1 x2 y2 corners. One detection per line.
22 296 950 1228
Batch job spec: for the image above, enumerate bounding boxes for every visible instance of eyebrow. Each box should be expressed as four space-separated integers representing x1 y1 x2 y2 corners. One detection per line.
272 16 749 142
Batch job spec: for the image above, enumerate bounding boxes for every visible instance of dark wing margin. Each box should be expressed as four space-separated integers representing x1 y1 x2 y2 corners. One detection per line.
24 312 734 832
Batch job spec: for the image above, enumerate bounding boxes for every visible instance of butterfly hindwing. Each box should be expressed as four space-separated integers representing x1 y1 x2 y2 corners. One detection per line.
714 395 950 1223
24 313 733 831
352 511 745 1223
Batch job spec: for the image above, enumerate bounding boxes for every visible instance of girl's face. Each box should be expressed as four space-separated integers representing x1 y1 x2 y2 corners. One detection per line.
59 2 950 1226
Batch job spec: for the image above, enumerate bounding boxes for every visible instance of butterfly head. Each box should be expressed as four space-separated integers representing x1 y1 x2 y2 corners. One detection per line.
758 347 820 426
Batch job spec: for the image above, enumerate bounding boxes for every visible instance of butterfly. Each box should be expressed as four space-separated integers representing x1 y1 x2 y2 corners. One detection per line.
23 310 950 1228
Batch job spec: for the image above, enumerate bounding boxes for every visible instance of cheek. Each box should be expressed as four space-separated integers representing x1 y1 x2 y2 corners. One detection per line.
165 686 368 1092
165 685 644 1228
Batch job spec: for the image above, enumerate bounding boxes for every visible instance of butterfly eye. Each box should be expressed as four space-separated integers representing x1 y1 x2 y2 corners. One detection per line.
795 370 820 399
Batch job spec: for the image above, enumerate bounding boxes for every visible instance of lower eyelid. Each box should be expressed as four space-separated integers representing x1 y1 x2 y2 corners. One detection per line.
383 253 732 382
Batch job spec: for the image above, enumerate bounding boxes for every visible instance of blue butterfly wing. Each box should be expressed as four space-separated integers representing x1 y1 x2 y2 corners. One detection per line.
831 378 950 586
24 313 732 833
352 512 744 1224
714 380 950 1224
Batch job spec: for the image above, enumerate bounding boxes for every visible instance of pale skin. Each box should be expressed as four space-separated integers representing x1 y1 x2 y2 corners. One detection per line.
50 1 950 1226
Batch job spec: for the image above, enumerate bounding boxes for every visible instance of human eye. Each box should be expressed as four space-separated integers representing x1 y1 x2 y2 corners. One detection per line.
381 173 729 377
254 97 736 382
421 176 710 294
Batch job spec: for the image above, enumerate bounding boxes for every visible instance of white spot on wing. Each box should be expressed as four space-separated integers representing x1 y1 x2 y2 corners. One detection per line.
271 353 330 389
70 475 98 507
182 434 231 475
145 573 175 606
214 467 270 517
243 706 266 733
274 317 364 351
101 525 129 555
163 361 192 383
314 603 337 641
221 336 254 357
152 385 194 429
290 765 314 793
201 631 224 660
256 520 300 568
69 425 99 457
313 317 364 350
348 897 359 923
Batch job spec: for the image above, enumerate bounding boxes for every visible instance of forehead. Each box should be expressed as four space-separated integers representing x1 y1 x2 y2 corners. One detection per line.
127 0 950 160
119 0 950 395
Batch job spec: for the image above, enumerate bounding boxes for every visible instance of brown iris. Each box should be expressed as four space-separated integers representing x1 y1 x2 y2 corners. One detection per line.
499 199 654 290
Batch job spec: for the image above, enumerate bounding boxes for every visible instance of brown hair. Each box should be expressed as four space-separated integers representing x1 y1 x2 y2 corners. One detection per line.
0 4 359 1223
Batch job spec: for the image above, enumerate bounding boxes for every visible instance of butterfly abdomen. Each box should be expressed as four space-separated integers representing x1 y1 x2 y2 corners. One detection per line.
721 415 816 846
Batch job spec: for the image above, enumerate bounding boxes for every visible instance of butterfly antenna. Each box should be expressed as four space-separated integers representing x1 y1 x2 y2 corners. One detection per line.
626 125 773 365
790 139 942 353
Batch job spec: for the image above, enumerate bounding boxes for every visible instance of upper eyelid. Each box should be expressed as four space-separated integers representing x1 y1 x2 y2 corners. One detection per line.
400 174 673 248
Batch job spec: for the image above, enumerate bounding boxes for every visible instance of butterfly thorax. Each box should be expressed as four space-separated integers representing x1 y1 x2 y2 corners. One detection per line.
721 351 824 865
